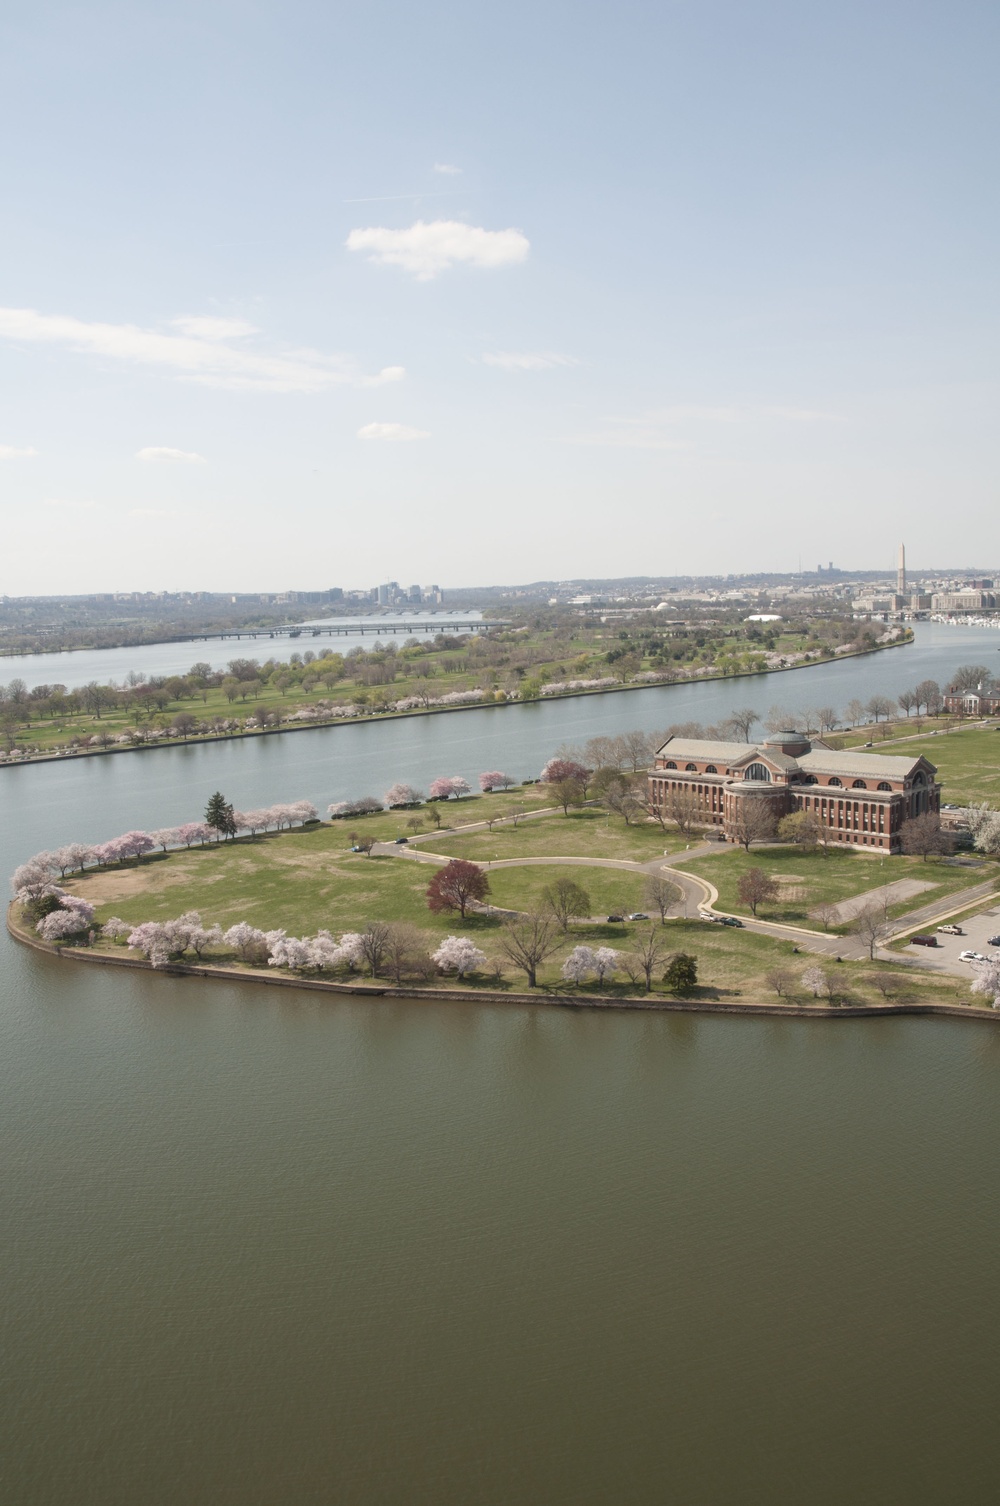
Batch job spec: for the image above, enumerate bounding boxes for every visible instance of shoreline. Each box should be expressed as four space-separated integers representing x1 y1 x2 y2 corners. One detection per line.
9 903 996 1023
0 636 911 772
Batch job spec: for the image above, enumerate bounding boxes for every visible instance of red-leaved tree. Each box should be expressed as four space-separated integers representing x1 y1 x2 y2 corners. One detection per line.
426 859 491 918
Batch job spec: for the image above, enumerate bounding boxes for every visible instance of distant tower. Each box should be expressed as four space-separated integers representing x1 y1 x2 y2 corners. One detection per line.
897 542 906 598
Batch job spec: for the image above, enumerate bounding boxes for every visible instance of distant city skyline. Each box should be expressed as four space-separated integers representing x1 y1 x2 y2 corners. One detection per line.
1 1 997 593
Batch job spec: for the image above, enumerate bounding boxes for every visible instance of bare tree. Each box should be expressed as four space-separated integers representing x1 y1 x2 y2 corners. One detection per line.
815 706 839 734
765 967 794 997
622 729 655 771
814 899 840 932
541 876 592 932
865 971 900 1001
551 777 586 816
852 903 891 960
914 679 941 716
644 873 680 923
727 707 760 742
845 698 866 726
629 927 669 990
900 812 954 862
897 689 917 717
508 805 526 828
737 866 779 916
359 921 392 977
728 799 778 852
650 785 701 836
866 695 895 723
497 913 561 987
383 922 430 985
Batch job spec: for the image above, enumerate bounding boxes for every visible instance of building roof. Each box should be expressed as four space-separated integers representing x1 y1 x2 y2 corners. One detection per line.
654 735 936 782
795 750 932 780
655 738 751 764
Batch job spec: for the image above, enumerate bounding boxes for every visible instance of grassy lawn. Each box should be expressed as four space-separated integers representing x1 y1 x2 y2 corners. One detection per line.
49 822 989 1006
427 807 686 862
674 843 995 926
486 864 649 918
329 785 557 843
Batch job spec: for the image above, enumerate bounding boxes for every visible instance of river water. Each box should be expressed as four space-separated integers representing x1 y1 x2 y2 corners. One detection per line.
3 622 1000 1505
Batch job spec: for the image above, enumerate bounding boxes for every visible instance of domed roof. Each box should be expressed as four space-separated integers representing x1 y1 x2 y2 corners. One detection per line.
763 729 808 747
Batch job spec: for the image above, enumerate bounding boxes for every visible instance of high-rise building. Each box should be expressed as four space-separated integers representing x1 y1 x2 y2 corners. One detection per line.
897 542 906 598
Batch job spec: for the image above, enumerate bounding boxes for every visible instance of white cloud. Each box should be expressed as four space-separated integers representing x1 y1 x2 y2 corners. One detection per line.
42 497 96 510
482 351 577 372
136 446 206 463
0 306 405 394
171 315 258 340
0 444 37 459
130 507 182 519
346 220 529 280
433 162 462 175
357 422 430 442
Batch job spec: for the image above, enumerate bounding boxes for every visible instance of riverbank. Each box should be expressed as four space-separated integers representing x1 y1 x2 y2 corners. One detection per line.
0 634 911 772
9 905 997 1020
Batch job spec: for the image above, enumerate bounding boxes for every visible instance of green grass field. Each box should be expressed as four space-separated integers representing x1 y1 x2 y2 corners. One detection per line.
674 843 994 926
48 816 987 1006
427 807 686 862
826 722 1000 805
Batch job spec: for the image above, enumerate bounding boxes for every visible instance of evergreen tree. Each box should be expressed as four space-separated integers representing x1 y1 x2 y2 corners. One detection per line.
205 791 236 840
663 952 698 994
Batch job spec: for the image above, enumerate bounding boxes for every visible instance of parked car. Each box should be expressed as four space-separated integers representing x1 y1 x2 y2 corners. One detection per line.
989 935 1000 947
606 914 624 923
959 950 986 964
627 912 649 921
720 916 744 928
937 924 964 935
394 835 408 844
910 935 938 947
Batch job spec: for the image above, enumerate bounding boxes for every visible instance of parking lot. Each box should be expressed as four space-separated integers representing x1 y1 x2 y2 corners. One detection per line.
899 902 1000 976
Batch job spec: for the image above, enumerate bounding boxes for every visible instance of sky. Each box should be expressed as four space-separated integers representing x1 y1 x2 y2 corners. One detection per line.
0 0 997 594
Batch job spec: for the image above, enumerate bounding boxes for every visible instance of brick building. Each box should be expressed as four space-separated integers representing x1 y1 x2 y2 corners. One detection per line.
648 729 940 853
943 690 1000 716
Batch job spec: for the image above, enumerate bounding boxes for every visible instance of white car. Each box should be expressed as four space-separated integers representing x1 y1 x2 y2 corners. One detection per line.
958 950 986 964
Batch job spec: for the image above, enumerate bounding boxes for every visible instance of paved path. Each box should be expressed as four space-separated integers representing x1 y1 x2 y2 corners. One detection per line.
377 826 1000 970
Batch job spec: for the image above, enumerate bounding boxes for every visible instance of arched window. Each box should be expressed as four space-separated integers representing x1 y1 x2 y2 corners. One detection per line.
705 764 717 774
665 761 677 769
803 775 818 785
912 771 926 786
877 781 891 791
828 777 842 787
685 763 697 772
744 762 771 782
852 779 867 789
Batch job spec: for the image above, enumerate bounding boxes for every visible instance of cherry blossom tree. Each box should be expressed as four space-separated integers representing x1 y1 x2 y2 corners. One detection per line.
11 856 58 901
802 965 829 998
177 821 213 847
432 936 488 977
268 935 314 969
150 828 179 852
37 907 93 942
592 946 619 983
429 775 471 800
223 922 269 962
971 959 1000 1009
479 771 514 792
385 783 423 807
101 917 132 943
540 757 590 789
561 945 597 983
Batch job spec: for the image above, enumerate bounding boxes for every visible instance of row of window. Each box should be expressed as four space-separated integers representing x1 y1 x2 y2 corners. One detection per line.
659 761 896 792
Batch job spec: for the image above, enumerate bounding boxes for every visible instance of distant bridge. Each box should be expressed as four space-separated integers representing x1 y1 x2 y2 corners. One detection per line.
187 618 507 644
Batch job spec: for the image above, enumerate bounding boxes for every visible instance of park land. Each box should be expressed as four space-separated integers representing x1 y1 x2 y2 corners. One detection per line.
21 721 1000 1011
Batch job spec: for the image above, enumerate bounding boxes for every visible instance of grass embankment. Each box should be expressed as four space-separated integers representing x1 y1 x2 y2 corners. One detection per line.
49 810 975 1008
674 844 994 928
